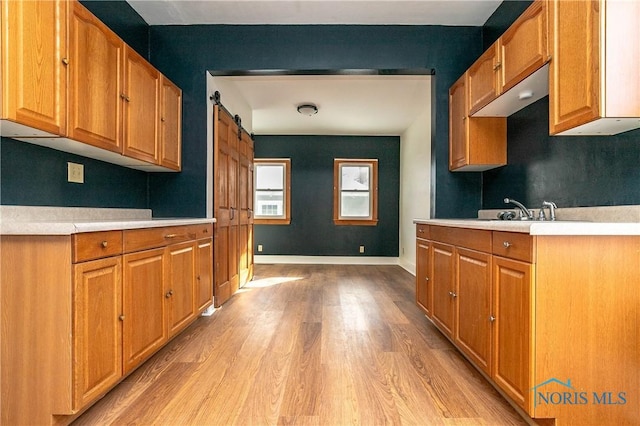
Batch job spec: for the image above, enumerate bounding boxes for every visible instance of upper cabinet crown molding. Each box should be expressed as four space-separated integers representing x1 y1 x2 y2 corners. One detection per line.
1 0 182 172
549 0 640 135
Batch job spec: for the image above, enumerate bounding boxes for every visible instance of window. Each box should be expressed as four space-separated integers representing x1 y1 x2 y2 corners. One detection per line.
254 159 291 225
333 159 378 226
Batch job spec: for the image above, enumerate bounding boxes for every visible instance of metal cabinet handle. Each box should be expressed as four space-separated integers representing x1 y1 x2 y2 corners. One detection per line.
160 117 166 122
493 61 502 70
230 207 235 220
119 314 125 321
165 290 174 298
425 277 429 281
61 57 69 65
489 315 496 322
503 241 511 248
448 291 457 298
101 241 108 248
120 93 130 102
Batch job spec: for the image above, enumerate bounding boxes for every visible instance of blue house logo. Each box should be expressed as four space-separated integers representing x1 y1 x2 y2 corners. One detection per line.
531 378 626 408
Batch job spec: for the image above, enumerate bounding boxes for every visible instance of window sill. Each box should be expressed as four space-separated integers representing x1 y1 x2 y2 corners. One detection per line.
333 219 378 226
254 218 291 225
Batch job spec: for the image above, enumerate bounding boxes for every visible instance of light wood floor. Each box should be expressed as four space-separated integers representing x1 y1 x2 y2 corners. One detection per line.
74 264 526 425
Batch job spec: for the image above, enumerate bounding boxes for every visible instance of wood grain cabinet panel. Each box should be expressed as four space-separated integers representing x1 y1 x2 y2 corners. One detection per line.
549 0 640 135
415 238 433 317
449 74 506 172
431 242 456 338
159 76 182 170
73 256 122 411
1 0 67 136
166 241 196 337
122 45 160 164
195 238 214 312
68 0 123 152
468 43 500 115
122 248 167 374
455 248 492 375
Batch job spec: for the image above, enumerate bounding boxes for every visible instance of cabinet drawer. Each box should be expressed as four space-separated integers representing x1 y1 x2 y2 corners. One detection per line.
492 231 534 262
430 226 492 252
124 224 212 253
416 223 430 239
73 231 123 263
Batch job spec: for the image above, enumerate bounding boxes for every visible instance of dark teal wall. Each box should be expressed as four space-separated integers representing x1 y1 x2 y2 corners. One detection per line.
483 98 640 209
254 135 400 256
0 137 148 207
147 24 484 218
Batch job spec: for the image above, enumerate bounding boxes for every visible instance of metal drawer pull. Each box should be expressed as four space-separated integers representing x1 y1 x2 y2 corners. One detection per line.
101 241 108 248
165 290 174 298
119 314 125 321
503 241 511 248
489 315 496 322
449 291 457 298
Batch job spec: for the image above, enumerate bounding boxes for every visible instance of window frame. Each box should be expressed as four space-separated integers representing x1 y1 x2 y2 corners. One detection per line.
333 158 379 226
253 158 291 225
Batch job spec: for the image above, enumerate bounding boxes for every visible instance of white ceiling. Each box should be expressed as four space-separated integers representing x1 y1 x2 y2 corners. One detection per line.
213 74 431 135
128 0 496 136
127 0 501 26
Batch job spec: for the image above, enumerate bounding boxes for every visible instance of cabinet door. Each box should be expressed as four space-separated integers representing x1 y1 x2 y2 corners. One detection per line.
195 238 213 313
415 239 433 317
493 256 533 413
448 75 467 171
1 0 66 135
122 248 167 374
68 1 122 152
468 43 500 115
548 0 600 134
166 241 196 337
499 0 548 94
73 256 122 411
159 75 182 170
456 248 492 375
122 45 160 164
431 242 456 338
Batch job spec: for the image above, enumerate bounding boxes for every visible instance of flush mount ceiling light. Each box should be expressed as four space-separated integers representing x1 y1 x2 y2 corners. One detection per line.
297 103 318 116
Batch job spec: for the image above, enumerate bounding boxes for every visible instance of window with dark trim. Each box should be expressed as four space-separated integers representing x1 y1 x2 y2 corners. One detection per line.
333 158 378 226
254 159 291 225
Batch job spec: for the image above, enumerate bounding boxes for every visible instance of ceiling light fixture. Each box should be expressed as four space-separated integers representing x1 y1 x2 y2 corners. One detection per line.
297 103 318 116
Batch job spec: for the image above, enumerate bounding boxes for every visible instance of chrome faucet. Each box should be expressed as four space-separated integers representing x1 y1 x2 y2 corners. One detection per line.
503 198 534 220
539 200 558 221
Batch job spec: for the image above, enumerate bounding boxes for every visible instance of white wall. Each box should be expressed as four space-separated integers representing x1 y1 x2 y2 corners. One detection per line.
398 91 431 275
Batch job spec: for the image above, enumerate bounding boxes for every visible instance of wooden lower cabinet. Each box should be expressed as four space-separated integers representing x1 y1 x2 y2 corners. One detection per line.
166 241 196 338
0 224 213 424
431 242 456 338
492 255 533 412
73 256 123 411
195 238 214 312
415 238 432 316
455 247 492 375
123 247 167 374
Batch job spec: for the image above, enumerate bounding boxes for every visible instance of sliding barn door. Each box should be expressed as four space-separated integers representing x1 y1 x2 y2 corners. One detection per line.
239 129 254 287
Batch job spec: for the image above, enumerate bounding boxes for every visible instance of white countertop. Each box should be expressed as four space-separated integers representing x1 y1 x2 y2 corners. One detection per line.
413 218 640 236
0 206 216 235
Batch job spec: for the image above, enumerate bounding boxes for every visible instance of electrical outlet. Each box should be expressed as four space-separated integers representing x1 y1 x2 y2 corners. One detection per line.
67 162 84 184
359 245 365 253
257 244 263 252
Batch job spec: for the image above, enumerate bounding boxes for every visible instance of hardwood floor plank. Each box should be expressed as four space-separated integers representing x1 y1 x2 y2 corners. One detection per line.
74 264 526 426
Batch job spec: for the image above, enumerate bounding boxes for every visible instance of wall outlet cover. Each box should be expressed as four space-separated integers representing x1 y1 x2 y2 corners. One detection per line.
67 162 84 184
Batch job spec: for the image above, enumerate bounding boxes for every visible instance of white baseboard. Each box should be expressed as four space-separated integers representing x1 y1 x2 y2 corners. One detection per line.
254 255 400 265
398 258 416 276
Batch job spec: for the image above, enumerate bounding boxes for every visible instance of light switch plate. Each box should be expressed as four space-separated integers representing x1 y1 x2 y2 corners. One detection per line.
68 162 84 184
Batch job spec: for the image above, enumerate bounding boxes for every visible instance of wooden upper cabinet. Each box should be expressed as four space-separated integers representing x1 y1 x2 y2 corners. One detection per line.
1 0 67 136
159 76 182 171
449 73 506 172
549 0 640 135
468 0 550 118
68 1 123 153
499 0 548 94
468 43 500 115
122 45 160 164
